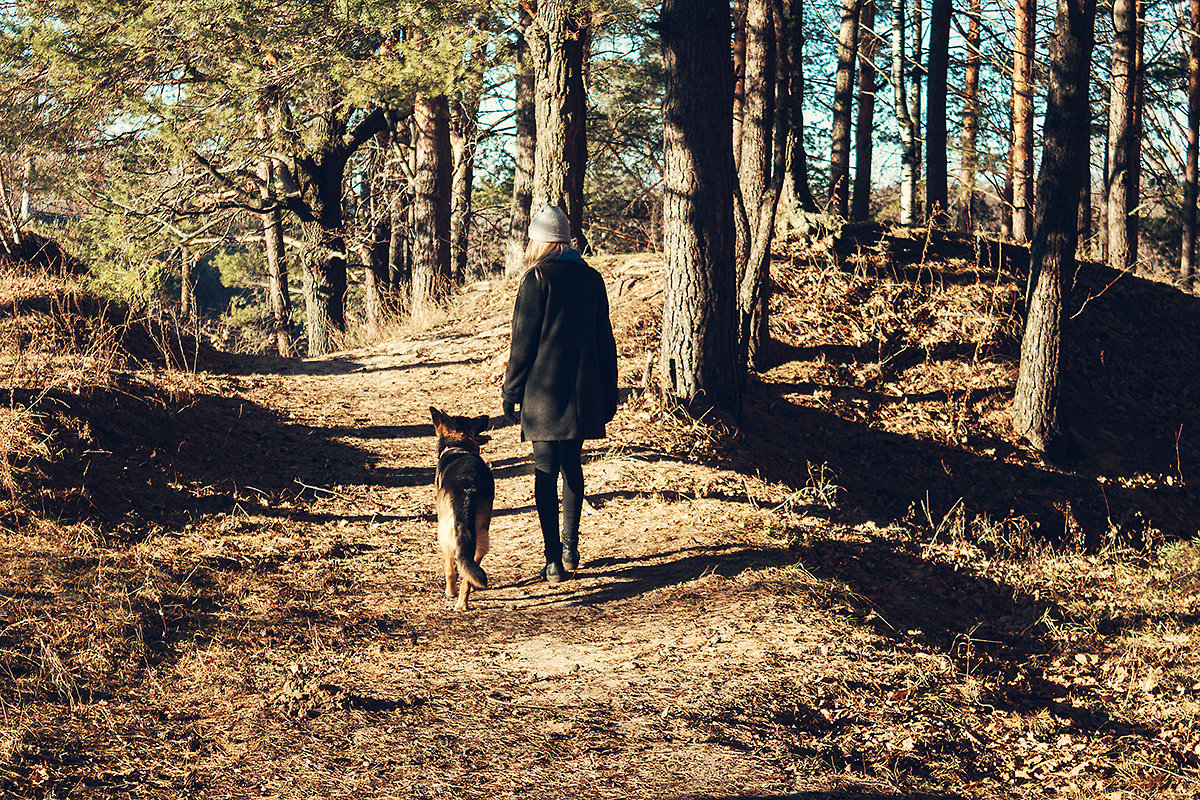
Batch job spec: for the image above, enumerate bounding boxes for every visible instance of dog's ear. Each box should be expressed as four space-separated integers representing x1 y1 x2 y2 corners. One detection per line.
430 406 445 430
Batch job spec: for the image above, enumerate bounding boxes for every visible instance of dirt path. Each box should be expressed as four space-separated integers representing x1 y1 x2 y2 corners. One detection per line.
9 252 1198 798
167 278 863 799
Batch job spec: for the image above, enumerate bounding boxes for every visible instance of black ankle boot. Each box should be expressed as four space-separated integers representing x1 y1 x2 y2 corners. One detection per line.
561 532 579 572
542 560 566 584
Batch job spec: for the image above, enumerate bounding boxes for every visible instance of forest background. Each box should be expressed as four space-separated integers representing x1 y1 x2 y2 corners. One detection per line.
3 2 1200 797
2 0 1196 358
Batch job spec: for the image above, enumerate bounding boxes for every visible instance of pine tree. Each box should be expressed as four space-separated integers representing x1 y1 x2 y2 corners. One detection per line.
1183 0 1200 289
1013 0 1097 456
659 0 741 416
526 0 591 251
8 0 495 354
830 0 861 218
925 0 952 223
1013 0 1037 243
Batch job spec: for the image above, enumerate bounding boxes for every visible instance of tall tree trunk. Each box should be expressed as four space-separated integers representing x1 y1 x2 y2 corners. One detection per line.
450 119 477 283
738 0 789 370
410 93 453 321
925 0 952 223
505 6 536 277
264 211 292 357
830 0 860 217
733 0 748 170
1106 0 1136 270
1183 0 1200 289
1078 161 1093 257
527 0 590 251
1127 1 1144 271
851 0 877 221
660 0 742 417
739 0 773 238
297 198 349 356
361 218 390 336
1012 0 1036 242
1013 0 1097 457
892 0 919 225
957 0 981 232
389 189 410 296
786 0 818 213
360 134 392 338
910 0 923 212
285 99 387 355
451 31 488 283
257 102 293 357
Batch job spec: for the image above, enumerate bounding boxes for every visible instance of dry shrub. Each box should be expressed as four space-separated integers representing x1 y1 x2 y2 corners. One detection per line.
1 256 221 393
0 407 51 511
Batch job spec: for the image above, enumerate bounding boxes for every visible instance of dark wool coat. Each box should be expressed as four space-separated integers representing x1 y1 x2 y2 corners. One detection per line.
502 249 618 441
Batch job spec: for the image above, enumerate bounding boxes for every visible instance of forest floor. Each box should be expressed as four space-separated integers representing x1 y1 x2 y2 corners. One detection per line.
2 226 1200 799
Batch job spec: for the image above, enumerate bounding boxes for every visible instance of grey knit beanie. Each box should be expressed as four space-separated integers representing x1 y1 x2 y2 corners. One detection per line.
527 204 571 243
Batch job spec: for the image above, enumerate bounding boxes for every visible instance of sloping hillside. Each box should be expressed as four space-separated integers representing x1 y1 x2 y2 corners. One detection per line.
1 229 1197 799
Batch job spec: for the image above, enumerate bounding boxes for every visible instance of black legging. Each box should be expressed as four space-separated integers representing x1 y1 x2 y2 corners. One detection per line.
531 439 584 563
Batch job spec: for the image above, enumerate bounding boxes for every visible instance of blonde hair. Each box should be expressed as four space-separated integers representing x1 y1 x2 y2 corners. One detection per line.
524 240 566 279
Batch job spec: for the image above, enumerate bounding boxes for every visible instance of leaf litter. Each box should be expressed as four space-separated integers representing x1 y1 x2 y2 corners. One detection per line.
1 226 1199 798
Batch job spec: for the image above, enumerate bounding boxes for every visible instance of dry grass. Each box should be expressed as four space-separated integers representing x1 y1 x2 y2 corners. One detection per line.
1 230 1198 798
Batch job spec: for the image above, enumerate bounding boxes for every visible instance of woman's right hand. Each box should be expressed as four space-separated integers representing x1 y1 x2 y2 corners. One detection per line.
503 398 520 425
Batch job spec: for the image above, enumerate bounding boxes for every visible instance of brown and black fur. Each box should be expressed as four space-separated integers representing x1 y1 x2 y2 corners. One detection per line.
430 407 495 611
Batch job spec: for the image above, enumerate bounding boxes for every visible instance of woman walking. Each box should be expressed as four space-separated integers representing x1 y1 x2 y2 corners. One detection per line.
502 205 618 583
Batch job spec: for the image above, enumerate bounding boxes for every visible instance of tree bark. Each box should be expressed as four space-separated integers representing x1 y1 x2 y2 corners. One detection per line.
451 30 488 283
737 0 770 286
389 189 410 296
738 0 790 371
281 100 387 355
1106 0 1136 270
527 0 590 251
360 134 392 338
739 0 773 232
410 93 453 321
297 201 349 355
1127 0 1144 270
1012 0 1036 242
505 6 537 277
1078 164 1093 258
851 0 877 221
956 0 981 232
450 112 478 283
733 0 748 170
925 0 952 223
892 0 918 225
830 0 861 217
910 0 923 207
1013 0 1097 457
1002 145 1015 238
257 101 293 357
1183 0 1200 289
786 0 818 213
362 218 389 337
659 0 742 417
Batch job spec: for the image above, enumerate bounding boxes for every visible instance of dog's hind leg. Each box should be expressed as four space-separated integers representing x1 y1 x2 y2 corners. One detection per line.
437 493 459 600
456 504 491 612
456 575 472 612
443 550 458 600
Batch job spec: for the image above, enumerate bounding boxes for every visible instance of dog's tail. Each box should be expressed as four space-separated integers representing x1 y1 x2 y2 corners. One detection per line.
454 489 488 589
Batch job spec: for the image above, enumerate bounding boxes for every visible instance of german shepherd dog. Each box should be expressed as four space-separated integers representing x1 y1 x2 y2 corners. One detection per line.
430 407 495 611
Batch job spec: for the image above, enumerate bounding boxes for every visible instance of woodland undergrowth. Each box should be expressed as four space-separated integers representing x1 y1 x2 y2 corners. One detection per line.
1 228 1199 798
